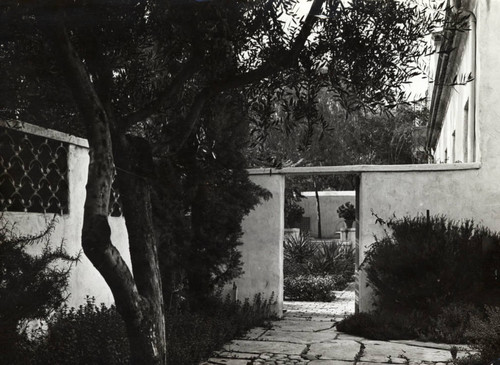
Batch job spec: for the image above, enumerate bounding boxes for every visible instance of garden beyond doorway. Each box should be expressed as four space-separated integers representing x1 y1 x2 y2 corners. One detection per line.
283 185 357 303
283 232 355 303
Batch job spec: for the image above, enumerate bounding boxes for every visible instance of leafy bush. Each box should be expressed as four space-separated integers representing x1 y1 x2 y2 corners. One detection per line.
283 233 354 300
284 233 354 280
33 297 129 365
466 306 500 363
338 299 487 345
284 275 339 301
166 292 276 364
365 215 500 314
338 214 500 345
0 217 77 363
30 293 275 365
336 311 419 340
284 232 318 270
310 241 355 284
154 102 272 308
427 303 482 344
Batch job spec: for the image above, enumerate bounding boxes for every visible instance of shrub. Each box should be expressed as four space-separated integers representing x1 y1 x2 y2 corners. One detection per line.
365 215 500 314
33 297 130 365
336 311 419 340
31 293 275 365
166 292 276 364
338 214 500 345
284 232 317 268
338 300 489 345
283 234 355 300
309 242 355 285
466 306 500 363
284 233 355 285
0 217 77 363
284 275 339 301
427 303 481 344
338 303 482 344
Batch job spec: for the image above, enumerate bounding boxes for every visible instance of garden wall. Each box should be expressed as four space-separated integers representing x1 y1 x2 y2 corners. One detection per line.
246 164 486 314
1 121 131 309
298 191 355 238
227 174 285 316
358 163 500 311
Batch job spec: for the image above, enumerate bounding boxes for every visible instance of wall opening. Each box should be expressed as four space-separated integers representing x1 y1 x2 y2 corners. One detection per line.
282 173 359 310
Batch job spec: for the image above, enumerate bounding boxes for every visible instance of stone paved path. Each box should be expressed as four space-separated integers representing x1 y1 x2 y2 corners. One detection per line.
200 288 472 365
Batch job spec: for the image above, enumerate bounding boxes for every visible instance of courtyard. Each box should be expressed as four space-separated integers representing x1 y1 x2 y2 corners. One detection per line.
2 0 500 364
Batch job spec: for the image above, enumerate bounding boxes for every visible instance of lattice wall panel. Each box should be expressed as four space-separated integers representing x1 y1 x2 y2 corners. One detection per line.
0 126 69 214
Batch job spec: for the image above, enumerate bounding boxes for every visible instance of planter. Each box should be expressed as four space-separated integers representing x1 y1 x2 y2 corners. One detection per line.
345 219 354 229
284 228 300 240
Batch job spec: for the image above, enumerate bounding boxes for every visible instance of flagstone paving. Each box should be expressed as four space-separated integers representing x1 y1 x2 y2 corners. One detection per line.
200 289 473 365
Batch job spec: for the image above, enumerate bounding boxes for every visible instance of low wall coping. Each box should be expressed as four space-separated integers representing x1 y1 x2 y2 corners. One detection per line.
1 120 89 148
248 163 481 176
301 191 355 197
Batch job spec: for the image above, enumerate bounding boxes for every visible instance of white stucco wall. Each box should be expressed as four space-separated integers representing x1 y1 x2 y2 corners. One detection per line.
2 123 131 309
474 0 500 174
357 162 500 311
298 191 356 238
433 0 500 166
229 174 285 316
434 20 476 164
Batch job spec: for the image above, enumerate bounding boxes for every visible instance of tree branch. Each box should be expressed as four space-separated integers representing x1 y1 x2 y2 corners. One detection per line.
126 0 326 133
170 0 328 153
210 0 327 92
124 56 200 128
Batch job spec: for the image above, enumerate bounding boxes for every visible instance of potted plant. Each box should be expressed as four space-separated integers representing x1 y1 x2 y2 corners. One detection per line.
337 202 355 228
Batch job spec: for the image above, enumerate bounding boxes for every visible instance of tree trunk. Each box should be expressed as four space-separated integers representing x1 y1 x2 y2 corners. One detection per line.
47 21 167 365
113 135 167 364
313 179 322 239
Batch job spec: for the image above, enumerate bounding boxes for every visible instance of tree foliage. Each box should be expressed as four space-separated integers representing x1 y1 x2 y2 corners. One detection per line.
0 217 77 362
155 94 271 307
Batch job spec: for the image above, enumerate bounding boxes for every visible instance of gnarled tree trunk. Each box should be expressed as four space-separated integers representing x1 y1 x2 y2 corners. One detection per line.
48 20 167 365
113 134 166 364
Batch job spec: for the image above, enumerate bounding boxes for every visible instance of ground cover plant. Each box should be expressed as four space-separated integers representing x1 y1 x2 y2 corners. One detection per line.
11 293 275 365
337 214 500 363
458 306 500 365
32 297 130 365
284 233 354 301
284 275 339 301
